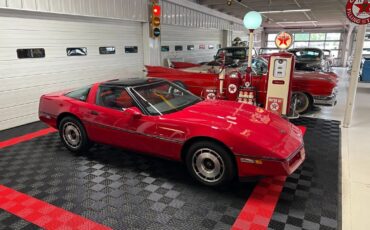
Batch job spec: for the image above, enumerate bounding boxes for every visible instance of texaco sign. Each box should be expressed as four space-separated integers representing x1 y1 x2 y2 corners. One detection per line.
346 0 370 24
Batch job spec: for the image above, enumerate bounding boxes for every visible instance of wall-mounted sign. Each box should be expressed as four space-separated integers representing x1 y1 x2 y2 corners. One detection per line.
275 31 293 50
346 0 370 24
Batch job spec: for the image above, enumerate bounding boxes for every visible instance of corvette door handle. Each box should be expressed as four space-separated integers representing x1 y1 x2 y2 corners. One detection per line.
90 111 99 116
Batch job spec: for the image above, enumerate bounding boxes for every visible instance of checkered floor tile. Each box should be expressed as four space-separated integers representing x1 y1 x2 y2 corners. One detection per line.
268 118 340 230
0 126 255 230
0 209 41 230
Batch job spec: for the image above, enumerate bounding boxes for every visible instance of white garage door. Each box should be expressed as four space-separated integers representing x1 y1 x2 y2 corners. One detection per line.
161 25 223 65
0 14 143 131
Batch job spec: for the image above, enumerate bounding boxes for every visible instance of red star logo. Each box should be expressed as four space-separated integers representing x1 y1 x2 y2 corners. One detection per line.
355 0 370 16
277 34 290 46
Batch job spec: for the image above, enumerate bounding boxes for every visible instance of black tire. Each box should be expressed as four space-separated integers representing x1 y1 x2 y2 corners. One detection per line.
59 116 92 153
293 92 313 114
185 141 235 186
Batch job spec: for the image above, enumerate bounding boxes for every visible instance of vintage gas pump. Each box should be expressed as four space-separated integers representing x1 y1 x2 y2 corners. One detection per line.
265 52 295 116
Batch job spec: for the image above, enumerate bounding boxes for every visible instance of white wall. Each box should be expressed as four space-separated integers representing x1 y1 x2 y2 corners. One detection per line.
0 0 148 22
0 13 143 130
161 25 222 64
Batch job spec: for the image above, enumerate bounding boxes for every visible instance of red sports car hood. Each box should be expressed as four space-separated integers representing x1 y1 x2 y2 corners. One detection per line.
165 100 303 160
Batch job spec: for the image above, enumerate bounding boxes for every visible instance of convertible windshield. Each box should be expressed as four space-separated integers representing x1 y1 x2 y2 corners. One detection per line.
290 50 321 60
131 81 202 115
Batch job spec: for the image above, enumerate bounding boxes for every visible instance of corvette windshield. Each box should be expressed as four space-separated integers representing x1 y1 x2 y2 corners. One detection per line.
131 81 202 115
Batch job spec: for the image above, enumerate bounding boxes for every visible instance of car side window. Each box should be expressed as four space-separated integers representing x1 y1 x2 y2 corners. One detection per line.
65 86 91 102
96 86 136 110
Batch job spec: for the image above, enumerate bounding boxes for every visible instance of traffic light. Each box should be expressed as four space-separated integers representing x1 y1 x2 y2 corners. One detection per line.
150 4 161 38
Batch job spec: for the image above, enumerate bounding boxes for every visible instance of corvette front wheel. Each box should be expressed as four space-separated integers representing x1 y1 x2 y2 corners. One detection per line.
186 141 235 186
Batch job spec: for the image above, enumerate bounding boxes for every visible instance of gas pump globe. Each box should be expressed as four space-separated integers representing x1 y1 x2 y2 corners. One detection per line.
243 11 262 72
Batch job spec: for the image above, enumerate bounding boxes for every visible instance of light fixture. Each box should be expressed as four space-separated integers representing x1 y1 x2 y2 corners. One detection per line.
243 11 263 30
227 0 232 6
276 21 318 24
259 9 311 14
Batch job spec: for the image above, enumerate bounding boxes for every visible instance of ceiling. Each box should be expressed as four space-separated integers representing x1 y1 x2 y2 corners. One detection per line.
197 0 349 29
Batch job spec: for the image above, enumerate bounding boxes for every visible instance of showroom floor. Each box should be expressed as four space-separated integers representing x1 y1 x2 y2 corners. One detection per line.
305 67 370 230
1 67 367 230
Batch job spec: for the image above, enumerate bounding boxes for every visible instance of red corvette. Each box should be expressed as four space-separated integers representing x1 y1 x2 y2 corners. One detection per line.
39 78 305 186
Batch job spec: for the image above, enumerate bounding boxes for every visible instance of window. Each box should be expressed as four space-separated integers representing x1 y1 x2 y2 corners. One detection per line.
96 86 135 110
294 42 309 48
67 47 87 56
218 44 222 49
65 86 91 102
310 33 326 41
125 46 138 53
175 45 183 51
187 45 194 51
199 44 205 49
267 33 277 41
294 33 309 41
267 42 276 48
99 46 115 55
326 33 341 40
325 41 340 50
161 46 170 52
17 48 45 59
208 45 214 49
309 41 325 49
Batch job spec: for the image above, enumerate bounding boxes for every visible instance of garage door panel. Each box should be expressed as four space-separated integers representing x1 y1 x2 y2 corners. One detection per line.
0 64 141 92
0 16 143 130
161 25 222 64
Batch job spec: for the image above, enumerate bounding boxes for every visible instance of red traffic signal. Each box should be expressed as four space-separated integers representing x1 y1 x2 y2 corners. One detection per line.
153 5 161 16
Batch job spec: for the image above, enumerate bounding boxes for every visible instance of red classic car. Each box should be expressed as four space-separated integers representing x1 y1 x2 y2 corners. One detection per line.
147 57 337 114
39 78 305 186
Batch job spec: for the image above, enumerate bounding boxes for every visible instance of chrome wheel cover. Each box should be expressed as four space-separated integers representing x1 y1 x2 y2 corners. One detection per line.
294 92 309 113
192 148 225 183
62 122 82 149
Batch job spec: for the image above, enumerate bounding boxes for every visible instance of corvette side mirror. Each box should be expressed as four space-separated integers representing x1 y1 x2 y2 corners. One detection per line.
124 107 142 119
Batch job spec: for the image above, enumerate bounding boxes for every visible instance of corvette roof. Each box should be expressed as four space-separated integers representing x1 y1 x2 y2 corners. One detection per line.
101 77 163 87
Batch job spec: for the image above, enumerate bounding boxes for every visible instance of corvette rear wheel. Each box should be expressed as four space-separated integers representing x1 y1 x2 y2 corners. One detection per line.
293 92 312 114
59 116 92 153
186 141 235 186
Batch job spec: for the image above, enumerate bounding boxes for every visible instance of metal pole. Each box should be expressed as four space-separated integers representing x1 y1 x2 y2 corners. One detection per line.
343 25 366 128
248 29 254 69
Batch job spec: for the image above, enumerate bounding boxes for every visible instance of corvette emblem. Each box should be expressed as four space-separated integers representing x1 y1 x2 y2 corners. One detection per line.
346 0 370 24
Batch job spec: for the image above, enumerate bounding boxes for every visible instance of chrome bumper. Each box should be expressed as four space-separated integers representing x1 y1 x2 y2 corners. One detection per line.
313 94 337 106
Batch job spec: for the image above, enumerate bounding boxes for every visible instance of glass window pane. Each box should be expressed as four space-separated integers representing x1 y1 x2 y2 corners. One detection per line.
310 33 326 41
309 41 325 49
66 86 91 101
187 45 194 51
161 46 170 52
331 50 339 58
125 46 138 53
67 47 87 56
267 42 276 48
294 41 309 48
99 47 115 55
326 33 341 40
208 45 215 49
17 48 45 59
175 45 183 51
267 33 277 41
364 41 370 48
325 41 340 50
294 33 309 41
